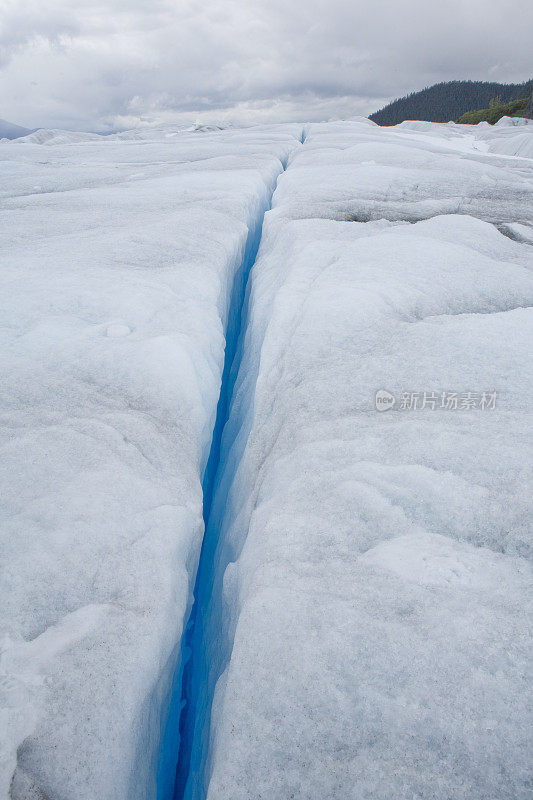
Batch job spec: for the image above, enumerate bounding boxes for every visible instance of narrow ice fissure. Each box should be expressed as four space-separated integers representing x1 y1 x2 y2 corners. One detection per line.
157 142 301 800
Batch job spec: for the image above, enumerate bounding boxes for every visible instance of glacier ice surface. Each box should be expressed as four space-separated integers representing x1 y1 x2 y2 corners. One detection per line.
189 121 533 800
1 117 532 800
0 124 299 800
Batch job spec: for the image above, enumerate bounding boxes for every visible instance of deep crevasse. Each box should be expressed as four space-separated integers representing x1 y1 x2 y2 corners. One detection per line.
157 132 305 800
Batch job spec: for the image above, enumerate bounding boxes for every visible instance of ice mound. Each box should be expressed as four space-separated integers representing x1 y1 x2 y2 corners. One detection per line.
494 115 532 127
395 119 447 129
488 131 533 158
189 124 533 800
270 120 533 224
0 606 111 799
14 129 105 145
8 121 236 146
0 125 301 800
500 221 533 243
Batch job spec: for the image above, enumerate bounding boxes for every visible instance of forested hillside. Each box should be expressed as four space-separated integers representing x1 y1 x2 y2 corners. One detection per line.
370 80 533 125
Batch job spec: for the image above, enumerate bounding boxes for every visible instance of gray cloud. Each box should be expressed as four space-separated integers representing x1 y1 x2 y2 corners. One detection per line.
0 0 531 131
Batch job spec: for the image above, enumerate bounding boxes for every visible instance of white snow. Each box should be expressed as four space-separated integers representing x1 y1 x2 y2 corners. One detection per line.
1 116 532 800
488 131 533 159
0 124 300 800
494 115 532 127
196 122 533 800
12 129 105 145
274 119 533 223
1 605 111 799
500 221 533 244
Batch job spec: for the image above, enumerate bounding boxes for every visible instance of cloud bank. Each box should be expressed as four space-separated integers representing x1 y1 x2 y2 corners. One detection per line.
0 0 531 131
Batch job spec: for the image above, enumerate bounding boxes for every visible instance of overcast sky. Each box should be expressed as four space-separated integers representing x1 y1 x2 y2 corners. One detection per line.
1 0 531 131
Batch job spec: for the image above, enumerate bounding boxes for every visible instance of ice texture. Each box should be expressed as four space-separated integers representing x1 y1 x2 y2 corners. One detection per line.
189 121 533 799
273 120 533 224
0 125 299 800
1 117 532 800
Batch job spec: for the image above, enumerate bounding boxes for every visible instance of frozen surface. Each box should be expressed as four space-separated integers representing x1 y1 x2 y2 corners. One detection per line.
1 117 532 800
0 125 299 800
191 123 533 799
274 118 533 224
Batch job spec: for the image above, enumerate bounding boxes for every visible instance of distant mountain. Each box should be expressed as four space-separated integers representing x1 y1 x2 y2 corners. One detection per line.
369 80 533 126
0 118 33 139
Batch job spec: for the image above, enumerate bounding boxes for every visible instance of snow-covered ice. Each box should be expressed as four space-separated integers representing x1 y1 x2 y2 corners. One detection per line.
0 125 299 799
273 119 533 224
182 121 533 799
1 117 532 800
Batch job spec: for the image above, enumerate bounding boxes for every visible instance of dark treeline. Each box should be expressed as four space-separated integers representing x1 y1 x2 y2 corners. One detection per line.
370 80 533 125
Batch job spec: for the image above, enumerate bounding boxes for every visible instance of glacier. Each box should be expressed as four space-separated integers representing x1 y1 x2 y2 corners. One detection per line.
0 125 300 799
0 117 531 800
